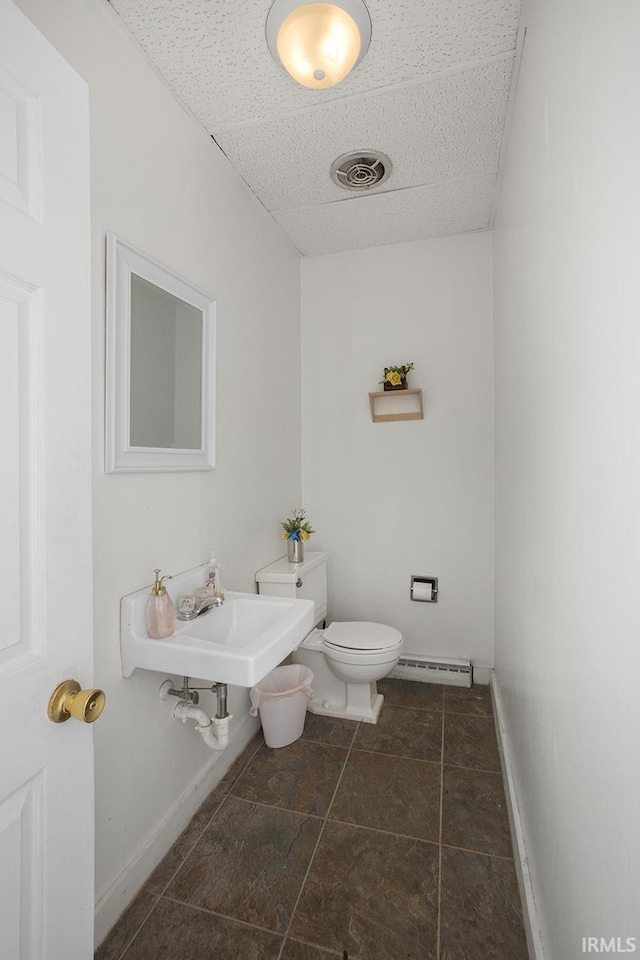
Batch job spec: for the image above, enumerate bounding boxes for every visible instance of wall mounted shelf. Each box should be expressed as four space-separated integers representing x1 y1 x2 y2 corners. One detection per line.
368 388 424 422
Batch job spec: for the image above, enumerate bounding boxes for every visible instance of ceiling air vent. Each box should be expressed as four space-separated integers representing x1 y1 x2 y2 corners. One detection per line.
330 150 392 191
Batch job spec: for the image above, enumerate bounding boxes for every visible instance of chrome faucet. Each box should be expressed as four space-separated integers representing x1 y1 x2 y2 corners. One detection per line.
195 595 224 615
176 593 224 621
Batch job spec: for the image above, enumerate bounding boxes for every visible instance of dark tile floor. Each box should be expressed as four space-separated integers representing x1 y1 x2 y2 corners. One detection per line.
96 680 528 960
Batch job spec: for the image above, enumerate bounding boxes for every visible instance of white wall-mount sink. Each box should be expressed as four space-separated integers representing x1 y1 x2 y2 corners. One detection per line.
121 564 314 687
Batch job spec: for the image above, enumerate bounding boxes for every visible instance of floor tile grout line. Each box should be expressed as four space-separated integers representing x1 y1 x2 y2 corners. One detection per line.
112 739 267 955
299 737 351 749
444 707 494 719
378 700 445 715
283 828 334 960
226 792 327 821
339 745 500 773
442 761 502 774
299 733 356 749
145 735 264 899
227 780 442 845
145 802 224 898
283 933 343 957
275 816 328 960
158 892 287 939
349 744 443 765
443 685 492 712
383 693 444 713
275 721 361 960
112 893 161 960
440 839 516 862
326 814 440 847
288 739 351 756
220 735 265 794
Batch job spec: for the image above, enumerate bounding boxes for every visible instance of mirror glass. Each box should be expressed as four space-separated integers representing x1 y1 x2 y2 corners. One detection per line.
105 235 216 472
129 275 202 449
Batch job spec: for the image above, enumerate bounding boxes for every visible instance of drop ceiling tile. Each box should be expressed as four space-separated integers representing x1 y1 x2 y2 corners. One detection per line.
108 0 523 255
274 175 496 256
109 0 521 128
216 58 513 211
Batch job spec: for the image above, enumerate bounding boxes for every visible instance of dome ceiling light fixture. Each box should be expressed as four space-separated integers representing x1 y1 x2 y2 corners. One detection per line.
266 0 372 90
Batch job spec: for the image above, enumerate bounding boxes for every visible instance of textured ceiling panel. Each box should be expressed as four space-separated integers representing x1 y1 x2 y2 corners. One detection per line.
216 58 514 210
273 174 497 256
108 0 523 255
109 0 521 129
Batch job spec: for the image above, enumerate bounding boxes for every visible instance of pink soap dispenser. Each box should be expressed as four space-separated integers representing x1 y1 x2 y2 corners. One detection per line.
146 569 175 639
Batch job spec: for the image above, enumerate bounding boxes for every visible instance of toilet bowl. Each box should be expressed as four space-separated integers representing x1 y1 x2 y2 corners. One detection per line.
256 553 403 724
295 620 403 722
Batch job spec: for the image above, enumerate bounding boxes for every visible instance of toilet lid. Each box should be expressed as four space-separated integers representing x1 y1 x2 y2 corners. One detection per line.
323 621 403 652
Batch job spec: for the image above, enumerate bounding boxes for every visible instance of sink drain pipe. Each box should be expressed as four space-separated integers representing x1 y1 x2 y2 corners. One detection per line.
172 701 232 750
160 679 231 750
215 682 228 719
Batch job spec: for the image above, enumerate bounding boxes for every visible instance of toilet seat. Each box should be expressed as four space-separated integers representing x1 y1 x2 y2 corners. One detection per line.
323 621 403 655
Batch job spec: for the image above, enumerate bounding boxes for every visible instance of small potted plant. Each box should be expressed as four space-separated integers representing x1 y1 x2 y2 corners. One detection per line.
281 508 315 563
380 362 414 391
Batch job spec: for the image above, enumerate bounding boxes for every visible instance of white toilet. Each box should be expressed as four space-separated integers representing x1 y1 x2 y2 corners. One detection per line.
256 552 403 723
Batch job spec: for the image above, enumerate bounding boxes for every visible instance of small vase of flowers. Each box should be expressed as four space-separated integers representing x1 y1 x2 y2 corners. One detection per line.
380 362 414 391
281 508 314 563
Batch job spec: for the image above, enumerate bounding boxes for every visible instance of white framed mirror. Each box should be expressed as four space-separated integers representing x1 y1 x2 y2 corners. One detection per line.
105 234 216 472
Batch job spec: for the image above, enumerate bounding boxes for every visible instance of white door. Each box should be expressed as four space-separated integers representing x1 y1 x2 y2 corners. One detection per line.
0 2 94 957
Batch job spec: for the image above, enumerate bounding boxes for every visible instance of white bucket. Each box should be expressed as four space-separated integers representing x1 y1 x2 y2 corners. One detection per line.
250 665 314 748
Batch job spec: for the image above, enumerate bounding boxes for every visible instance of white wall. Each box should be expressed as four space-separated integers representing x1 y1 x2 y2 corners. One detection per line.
302 235 494 670
15 0 302 941
493 1 640 956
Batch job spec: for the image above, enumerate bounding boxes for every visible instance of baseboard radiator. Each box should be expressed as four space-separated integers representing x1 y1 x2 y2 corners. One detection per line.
390 654 472 687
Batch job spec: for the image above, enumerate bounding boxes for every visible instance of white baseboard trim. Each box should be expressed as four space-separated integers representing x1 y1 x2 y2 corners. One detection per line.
94 713 260 949
490 675 546 960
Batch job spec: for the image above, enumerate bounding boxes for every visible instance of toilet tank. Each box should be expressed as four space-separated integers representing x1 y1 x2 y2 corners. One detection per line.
256 552 327 628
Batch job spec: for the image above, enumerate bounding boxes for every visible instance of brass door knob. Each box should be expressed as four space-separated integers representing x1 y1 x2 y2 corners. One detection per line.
48 679 106 724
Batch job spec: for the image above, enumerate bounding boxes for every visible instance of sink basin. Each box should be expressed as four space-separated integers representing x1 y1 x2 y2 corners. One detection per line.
121 565 315 687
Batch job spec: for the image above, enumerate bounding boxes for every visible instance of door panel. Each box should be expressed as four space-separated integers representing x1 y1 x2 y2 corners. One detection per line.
0 2 94 957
